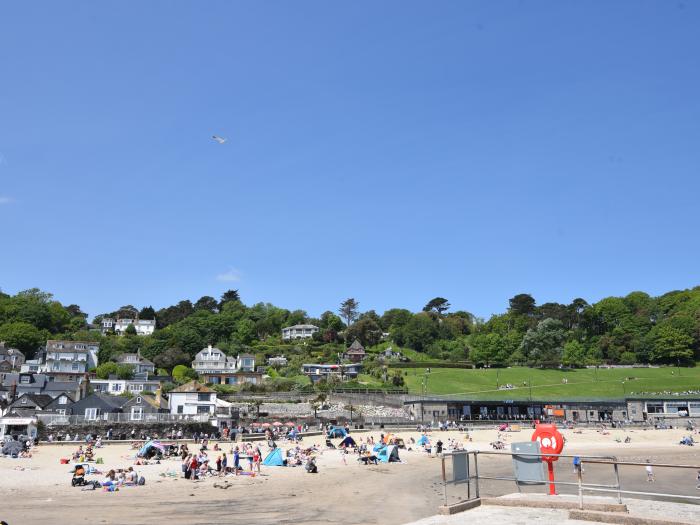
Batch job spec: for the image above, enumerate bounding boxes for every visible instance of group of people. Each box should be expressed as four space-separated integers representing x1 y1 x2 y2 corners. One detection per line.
181 443 263 480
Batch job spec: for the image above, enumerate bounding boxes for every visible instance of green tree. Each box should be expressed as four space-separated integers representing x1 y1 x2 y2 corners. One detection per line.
0 321 45 356
423 297 451 315
509 294 536 316
400 313 439 352
518 318 565 367
194 296 219 313
562 340 587 368
95 361 118 379
172 365 198 383
650 324 693 363
219 290 241 310
339 298 359 326
344 318 382 347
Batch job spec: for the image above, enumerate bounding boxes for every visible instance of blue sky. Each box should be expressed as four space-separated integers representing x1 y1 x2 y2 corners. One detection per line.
1 1 699 320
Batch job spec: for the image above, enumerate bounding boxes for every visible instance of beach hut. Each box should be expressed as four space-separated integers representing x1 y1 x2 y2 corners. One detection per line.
262 448 285 466
327 426 347 439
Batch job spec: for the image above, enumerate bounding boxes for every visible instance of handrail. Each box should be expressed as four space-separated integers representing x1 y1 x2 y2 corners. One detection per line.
439 449 700 510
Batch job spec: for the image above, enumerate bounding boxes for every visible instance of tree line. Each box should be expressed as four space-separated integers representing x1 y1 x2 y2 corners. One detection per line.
1 286 699 374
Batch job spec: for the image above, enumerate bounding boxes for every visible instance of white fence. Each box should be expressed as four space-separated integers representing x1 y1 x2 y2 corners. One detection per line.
37 413 210 426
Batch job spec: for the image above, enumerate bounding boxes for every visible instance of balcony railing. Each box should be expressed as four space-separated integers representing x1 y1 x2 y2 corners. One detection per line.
37 413 211 426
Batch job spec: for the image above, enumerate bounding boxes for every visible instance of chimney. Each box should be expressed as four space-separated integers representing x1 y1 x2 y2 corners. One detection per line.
155 387 162 409
9 381 17 403
78 373 90 400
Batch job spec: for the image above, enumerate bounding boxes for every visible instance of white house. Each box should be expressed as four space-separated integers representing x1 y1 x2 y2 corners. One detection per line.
281 324 319 340
267 356 288 367
91 374 161 396
114 318 156 336
191 345 261 385
168 380 217 416
41 340 99 379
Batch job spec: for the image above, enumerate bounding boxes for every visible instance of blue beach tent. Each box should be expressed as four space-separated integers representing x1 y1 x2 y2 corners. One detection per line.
327 426 347 439
262 448 285 466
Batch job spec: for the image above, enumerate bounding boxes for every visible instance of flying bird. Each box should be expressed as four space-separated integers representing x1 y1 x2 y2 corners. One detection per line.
212 135 227 144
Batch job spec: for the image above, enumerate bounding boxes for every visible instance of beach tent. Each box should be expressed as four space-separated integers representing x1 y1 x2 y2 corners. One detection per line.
262 448 285 466
376 445 400 463
1 440 24 456
417 435 429 446
339 435 356 448
327 426 347 439
137 440 165 458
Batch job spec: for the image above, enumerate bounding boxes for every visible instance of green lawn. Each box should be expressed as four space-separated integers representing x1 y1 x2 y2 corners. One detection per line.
402 366 700 400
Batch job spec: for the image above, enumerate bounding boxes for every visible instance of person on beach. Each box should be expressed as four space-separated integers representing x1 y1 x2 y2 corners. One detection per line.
646 460 655 482
221 453 227 475
253 446 261 473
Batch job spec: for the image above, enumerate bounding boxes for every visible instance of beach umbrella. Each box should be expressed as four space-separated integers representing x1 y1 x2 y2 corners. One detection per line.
251 422 261 427
284 421 295 426
272 422 282 427
261 422 271 427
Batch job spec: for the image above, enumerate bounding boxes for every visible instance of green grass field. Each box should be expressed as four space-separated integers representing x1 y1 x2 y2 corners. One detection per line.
402 366 700 399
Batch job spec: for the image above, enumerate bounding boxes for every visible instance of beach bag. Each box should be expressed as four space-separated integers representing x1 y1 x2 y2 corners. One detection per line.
138 476 145 486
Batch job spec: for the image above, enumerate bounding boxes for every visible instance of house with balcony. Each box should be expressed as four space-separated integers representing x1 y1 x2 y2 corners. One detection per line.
168 380 217 417
91 372 162 396
301 363 362 383
68 393 130 420
115 351 155 375
192 345 263 386
41 340 99 380
122 392 167 421
0 373 85 402
281 324 319 340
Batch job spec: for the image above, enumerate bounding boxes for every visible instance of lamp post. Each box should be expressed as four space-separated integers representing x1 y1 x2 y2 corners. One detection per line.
529 377 533 402
496 369 500 389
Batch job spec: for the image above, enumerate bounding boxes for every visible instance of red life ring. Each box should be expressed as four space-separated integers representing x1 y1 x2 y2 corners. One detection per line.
531 424 564 462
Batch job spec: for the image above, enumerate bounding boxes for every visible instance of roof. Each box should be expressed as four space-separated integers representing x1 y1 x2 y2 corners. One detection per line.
283 324 318 330
238 353 255 358
347 339 365 352
12 394 54 408
170 380 214 393
116 353 155 366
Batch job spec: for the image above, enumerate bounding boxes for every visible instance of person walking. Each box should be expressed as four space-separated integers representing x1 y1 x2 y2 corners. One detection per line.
696 469 700 489
645 459 655 483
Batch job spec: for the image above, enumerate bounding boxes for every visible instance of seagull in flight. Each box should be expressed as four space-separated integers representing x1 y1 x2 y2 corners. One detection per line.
212 135 227 144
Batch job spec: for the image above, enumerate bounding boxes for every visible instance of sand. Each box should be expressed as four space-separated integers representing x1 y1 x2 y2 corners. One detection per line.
0 426 698 525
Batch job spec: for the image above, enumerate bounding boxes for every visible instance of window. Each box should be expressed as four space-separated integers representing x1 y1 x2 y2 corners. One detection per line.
20 376 30 384
646 402 664 414
111 383 122 392
56 409 66 415
21 397 27 404
84 408 99 420
197 405 210 414
177 405 184 414
198 393 211 402
58 396 67 405
71 363 79 371
131 407 143 421
136 397 142 404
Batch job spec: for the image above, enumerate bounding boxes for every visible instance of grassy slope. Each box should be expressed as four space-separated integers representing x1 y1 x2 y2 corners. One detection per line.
402 366 700 399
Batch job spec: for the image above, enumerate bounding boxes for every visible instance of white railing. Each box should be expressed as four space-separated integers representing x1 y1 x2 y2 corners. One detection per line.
37 413 211 426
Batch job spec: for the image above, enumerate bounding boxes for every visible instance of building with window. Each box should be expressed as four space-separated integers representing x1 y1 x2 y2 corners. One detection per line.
267 356 288 367
167 380 217 416
626 397 700 421
281 324 319 340
102 318 156 336
68 393 130 420
0 343 25 371
343 340 366 362
115 351 155 375
91 373 161 396
191 345 263 386
0 373 85 401
41 340 99 380
301 363 362 383
122 392 167 421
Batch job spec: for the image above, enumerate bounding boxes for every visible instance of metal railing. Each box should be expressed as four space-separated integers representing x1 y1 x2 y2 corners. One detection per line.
440 450 700 509
37 413 210 426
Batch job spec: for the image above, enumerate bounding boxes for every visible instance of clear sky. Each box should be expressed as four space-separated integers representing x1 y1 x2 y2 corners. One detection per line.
1 1 699 320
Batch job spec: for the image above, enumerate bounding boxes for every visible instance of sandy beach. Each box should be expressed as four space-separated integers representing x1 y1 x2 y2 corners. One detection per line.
1 426 699 525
